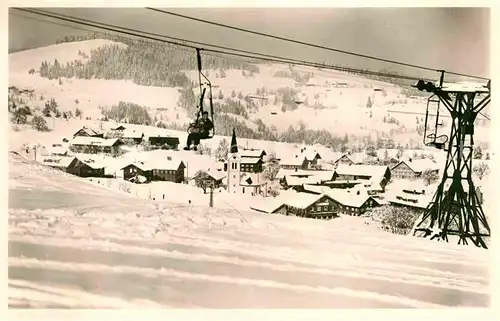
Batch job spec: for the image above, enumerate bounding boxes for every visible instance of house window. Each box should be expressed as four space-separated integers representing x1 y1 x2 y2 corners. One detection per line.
243 187 245 194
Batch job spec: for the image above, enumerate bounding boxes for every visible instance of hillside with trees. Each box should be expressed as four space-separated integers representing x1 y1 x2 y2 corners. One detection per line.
37 33 260 87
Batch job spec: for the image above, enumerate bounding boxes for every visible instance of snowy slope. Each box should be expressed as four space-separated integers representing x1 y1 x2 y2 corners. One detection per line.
8 152 490 308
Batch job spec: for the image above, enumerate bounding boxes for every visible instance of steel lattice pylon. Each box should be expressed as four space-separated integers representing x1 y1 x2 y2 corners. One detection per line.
411 83 491 249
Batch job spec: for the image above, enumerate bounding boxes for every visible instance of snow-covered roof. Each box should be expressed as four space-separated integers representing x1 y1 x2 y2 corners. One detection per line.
302 150 321 161
384 180 437 209
335 164 389 178
240 149 266 158
122 129 144 139
393 158 440 173
74 126 101 137
280 191 327 209
71 136 121 147
204 167 226 181
41 156 76 168
325 188 379 208
250 199 285 213
241 157 262 164
79 158 106 170
280 154 306 166
284 176 323 186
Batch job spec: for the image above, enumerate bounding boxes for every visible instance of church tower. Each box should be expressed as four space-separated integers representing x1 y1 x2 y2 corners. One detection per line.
227 128 241 194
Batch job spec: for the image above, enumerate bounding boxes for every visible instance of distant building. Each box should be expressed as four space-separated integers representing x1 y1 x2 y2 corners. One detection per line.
122 129 144 144
73 126 104 138
333 164 391 189
391 159 439 180
70 137 123 155
385 181 435 211
333 154 355 166
121 158 186 183
240 149 267 160
194 169 226 189
148 136 180 150
279 154 308 170
41 156 105 178
301 185 381 216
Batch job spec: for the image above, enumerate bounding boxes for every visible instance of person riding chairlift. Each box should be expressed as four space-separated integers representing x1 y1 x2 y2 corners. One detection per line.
183 111 213 151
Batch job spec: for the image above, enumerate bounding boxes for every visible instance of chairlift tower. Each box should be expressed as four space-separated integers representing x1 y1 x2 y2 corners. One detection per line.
411 75 491 249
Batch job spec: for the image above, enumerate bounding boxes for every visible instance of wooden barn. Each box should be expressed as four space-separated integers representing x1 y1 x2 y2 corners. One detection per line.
42 156 105 178
73 126 104 138
148 136 180 150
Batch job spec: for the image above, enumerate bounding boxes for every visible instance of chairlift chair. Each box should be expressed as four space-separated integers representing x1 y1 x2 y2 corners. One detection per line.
423 94 448 150
187 49 215 139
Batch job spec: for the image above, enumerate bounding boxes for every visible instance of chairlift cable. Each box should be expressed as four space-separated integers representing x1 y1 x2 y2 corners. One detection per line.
146 7 489 81
13 8 439 83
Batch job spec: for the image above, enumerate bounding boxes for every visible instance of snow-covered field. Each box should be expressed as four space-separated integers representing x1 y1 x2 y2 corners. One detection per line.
8 152 490 308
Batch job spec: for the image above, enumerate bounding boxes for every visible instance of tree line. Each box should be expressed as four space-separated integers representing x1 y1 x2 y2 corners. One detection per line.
39 32 260 87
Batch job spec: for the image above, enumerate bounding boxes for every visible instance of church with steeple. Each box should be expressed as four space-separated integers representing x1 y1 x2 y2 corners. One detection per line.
224 128 268 196
226 128 241 194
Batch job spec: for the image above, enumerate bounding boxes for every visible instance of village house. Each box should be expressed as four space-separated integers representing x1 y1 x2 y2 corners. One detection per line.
121 129 144 144
279 154 308 170
73 126 104 138
148 135 180 150
70 136 123 155
249 199 287 215
333 153 355 166
39 143 69 157
303 151 322 170
121 157 186 183
194 168 226 189
260 191 339 219
385 181 436 212
240 149 267 160
390 158 439 180
320 180 363 190
301 185 381 216
111 125 126 132
333 164 391 190
326 188 381 216
277 168 334 190
41 156 105 178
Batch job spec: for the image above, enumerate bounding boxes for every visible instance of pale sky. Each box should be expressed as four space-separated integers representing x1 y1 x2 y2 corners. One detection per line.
8 7 490 80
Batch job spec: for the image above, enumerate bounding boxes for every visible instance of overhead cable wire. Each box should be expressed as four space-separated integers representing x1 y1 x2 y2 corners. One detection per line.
146 7 489 81
13 7 436 83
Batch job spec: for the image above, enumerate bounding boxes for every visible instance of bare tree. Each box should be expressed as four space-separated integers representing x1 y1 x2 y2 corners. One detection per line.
473 162 490 180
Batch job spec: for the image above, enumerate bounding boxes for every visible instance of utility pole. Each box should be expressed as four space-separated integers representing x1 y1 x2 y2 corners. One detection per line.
32 145 37 161
209 185 214 208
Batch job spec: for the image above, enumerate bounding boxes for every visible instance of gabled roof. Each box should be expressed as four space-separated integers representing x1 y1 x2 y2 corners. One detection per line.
335 164 389 178
122 129 144 139
392 159 439 173
71 136 121 147
303 150 322 161
41 156 76 168
325 188 380 208
240 157 263 165
250 199 285 214
280 154 306 166
78 158 106 170
284 176 323 186
73 127 101 137
201 168 226 181
280 191 329 209
240 149 266 158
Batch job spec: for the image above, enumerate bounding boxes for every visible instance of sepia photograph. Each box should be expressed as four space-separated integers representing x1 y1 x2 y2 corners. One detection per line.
7 5 492 309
